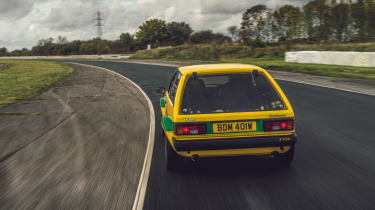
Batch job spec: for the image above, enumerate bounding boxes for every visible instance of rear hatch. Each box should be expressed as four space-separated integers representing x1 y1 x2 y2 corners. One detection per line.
174 72 294 139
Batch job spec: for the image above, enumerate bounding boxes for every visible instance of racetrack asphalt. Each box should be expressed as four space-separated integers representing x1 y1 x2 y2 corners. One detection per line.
2 60 375 210
62 60 375 210
0 64 150 209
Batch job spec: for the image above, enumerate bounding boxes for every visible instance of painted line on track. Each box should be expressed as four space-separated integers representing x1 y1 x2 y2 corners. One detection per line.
123 60 375 97
274 78 375 97
68 62 155 210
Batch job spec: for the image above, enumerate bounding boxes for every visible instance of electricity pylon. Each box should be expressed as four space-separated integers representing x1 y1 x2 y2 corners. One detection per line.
94 11 104 38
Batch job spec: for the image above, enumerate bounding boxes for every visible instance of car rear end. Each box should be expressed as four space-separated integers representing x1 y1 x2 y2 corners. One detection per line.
162 65 297 169
170 66 295 155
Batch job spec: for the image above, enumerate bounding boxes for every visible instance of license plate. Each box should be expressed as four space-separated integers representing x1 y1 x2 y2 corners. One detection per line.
213 121 256 133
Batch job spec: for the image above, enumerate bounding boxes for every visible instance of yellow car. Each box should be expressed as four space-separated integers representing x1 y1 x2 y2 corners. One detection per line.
157 64 297 170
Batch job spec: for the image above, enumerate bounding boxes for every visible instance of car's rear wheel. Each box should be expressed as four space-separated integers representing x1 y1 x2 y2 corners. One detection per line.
165 137 182 171
279 146 295 165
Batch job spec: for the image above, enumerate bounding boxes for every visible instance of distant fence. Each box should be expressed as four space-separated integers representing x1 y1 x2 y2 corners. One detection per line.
0 54 132 60
285 51 375 67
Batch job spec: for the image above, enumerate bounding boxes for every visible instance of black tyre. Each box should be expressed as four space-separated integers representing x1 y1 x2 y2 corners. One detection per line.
279 146 295 165
165 137 182 171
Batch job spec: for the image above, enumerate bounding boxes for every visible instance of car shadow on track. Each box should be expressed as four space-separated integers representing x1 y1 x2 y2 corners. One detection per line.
173 155 292 178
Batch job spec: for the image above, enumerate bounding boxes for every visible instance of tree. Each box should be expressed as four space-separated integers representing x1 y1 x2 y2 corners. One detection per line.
20 48 30 56
119 32 136 51
166 22 193 46
367 0 375 40
66 40 81 55
303 0 332 42
120 33 134 47
37 38 54 46
56 36 68 45
85 42 97 54
273 5 304 41
9 48 29 56
351 0 371 41
188 30 214 44
227 25 239 41
97 41 110 55
79 43 88 54
136 18 169 48
0 47 8 56
330 3 350 41
188 30 231 44
212 33 232 44
240 5 268 42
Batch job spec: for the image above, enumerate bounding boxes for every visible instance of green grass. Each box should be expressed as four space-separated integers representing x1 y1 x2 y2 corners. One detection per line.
131 44 285 60
131 42 375 61
0 60 74 108
131 43 375 80
290 42 375 52
132 45 221 60
0 63 12 71
222 58 375 80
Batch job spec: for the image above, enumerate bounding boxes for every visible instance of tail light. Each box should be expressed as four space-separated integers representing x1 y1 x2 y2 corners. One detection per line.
174 124 206 135
264 119 294 131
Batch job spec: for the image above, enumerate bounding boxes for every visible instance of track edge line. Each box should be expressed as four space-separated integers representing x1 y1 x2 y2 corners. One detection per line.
68 62 155 210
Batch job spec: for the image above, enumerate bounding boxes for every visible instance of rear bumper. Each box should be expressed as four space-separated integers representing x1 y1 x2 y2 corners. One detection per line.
173 134 297 152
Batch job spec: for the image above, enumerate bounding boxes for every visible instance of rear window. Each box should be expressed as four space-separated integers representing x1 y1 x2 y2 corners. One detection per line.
180 72 285 114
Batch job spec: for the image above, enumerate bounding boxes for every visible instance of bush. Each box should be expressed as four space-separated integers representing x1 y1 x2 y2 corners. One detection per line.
131 42 375 61
188 31 231 45
245 39 266 48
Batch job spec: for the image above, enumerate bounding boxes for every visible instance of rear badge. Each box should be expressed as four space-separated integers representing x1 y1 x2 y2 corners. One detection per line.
280 137 291 142
184 118 195 122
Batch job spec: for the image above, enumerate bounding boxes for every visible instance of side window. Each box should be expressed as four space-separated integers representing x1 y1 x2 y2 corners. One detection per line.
168 71 181 105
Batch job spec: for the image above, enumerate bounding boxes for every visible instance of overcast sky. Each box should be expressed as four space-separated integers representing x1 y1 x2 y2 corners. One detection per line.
0 0 308 50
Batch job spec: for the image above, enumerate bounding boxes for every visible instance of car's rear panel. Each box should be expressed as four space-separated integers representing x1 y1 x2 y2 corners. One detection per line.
163 65 296 158
167 110 295 157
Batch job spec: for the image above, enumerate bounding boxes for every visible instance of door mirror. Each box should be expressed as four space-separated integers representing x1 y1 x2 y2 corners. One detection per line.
156 87 166 94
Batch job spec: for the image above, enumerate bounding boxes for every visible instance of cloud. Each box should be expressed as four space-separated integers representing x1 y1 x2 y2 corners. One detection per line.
0 0 309 50
0 0 35 20
41 0 103 32
200 0 255 14
201 0 309 14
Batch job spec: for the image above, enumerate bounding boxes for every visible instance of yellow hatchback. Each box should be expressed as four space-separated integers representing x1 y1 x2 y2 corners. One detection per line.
157 64 297 170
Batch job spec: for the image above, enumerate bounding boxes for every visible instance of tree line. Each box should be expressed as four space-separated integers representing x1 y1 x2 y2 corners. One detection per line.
1 0 374 57
0 19 231 56
238 0 375 46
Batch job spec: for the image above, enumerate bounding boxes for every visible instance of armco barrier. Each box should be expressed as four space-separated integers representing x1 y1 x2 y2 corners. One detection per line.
285 51 375 67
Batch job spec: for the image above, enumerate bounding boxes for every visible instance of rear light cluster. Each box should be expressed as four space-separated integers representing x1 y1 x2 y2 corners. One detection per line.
264 119 294 131
174 124 207 135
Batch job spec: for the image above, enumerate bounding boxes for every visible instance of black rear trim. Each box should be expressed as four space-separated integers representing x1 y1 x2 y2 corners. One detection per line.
173 134 297 151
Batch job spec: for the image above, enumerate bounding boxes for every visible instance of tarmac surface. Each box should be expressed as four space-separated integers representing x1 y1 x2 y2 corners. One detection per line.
124 59 375 96
1 60 375 210
64 60 375 210
0 64 150 209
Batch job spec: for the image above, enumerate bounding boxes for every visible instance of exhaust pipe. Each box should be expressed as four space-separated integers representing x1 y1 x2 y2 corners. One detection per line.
270 151 280 158
191 154 200 162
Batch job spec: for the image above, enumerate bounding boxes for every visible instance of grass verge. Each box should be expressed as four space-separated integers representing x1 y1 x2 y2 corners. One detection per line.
131 42 375 61
131 44 285 60
131 44 375 80
0 60 74 108
222 58 375 80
